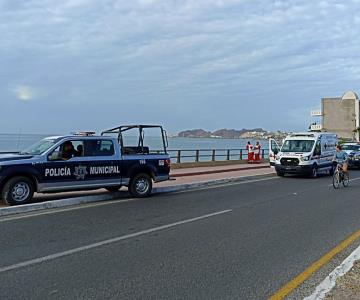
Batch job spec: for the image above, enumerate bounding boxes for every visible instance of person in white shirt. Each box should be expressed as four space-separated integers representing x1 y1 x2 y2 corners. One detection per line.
246 141 254 163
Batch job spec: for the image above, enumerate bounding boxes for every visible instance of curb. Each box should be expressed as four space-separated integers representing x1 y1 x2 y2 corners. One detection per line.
171 165 270 177
304 245 360 299
0 172 275 218
0 192 123 217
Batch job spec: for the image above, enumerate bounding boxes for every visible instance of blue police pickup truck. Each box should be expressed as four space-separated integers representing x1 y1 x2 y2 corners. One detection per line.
0 125 171 205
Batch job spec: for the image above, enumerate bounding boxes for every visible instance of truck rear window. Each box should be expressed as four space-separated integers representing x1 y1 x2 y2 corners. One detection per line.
84 140 115 156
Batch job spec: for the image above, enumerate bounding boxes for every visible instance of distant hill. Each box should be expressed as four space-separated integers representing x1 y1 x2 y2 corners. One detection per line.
177 129 212 138
212 128 266 139
177 128 267 139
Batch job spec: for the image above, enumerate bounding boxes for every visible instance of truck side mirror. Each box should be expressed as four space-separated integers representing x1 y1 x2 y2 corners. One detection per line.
48 151 61 161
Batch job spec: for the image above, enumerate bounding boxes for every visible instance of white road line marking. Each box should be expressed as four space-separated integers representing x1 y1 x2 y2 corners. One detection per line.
0 210 232 273
0 197 137 222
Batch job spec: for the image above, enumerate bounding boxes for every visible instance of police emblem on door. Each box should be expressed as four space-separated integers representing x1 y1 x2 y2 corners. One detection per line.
74 166 88 180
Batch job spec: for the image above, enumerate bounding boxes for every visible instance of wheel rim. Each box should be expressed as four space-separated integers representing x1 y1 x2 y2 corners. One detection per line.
135 178 149 195
11 182 30 202
313 167 317 177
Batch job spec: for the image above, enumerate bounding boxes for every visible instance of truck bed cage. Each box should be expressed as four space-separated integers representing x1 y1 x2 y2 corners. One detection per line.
102 125 164 134
101 125 168 154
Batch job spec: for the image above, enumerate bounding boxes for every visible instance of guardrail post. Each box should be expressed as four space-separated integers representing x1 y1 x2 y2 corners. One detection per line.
212 150 216 161
195 150 200 162
177 150 181 164
226 150 230 160
240 149 243 160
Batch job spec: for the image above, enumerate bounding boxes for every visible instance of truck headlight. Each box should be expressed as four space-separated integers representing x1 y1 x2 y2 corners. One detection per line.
275 155 281 161
301 156 310 161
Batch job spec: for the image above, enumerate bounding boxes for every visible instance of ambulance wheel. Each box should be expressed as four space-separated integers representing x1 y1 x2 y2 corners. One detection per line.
310 165 318 178
2 176 34 206
129 173 152 198
105 186 122 192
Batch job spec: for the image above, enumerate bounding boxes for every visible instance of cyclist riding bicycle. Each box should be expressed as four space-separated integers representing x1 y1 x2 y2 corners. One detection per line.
332 144 349 174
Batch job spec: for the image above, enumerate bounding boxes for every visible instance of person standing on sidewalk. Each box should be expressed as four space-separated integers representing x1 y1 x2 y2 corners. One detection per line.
246 141 254 163
254 141 261 163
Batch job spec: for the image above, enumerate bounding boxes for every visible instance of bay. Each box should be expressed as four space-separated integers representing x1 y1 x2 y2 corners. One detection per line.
0 134 269 162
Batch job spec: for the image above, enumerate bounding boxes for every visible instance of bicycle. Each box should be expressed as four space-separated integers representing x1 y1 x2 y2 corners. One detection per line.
332 162 350 189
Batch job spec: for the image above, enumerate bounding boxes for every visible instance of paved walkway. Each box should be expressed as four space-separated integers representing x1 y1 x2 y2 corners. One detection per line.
0 163 273 206
171 162 269 177
158 163 272 187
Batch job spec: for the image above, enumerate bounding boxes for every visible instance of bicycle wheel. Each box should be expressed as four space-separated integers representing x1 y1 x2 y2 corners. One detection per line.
333 171 340 189
343 172 350 187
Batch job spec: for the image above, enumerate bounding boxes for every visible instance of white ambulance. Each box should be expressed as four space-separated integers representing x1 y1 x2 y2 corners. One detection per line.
269 132 337 177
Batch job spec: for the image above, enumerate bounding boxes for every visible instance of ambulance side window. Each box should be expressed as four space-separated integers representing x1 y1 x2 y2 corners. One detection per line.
271 140 279 154
314 141 321 156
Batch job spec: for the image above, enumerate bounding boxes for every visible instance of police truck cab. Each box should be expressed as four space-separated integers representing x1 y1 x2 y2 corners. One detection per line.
0 125 171 205
270 132 337 177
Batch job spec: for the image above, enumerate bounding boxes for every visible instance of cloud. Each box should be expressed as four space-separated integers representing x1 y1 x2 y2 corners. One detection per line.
0 0 360 132
13 85 34 101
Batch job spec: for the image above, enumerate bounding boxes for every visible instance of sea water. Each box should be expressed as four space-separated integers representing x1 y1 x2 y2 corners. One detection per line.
0 134 268 161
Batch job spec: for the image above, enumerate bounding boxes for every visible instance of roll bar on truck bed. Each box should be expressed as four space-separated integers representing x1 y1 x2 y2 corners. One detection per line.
101 125 169 154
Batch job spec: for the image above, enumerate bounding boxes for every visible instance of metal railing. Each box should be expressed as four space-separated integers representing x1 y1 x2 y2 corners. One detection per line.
168 148 269 163
0 148 270 164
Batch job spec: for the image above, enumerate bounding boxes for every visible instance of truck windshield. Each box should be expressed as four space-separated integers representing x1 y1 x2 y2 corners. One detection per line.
20 139 58 155
281 140 315 153
342 144 360 151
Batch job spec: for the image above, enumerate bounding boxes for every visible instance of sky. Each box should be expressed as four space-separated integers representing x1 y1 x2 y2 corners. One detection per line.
1 0 360 135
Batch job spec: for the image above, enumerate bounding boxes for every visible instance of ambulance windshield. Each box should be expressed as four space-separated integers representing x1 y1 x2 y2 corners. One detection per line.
20 138 58 155
281 140 315 153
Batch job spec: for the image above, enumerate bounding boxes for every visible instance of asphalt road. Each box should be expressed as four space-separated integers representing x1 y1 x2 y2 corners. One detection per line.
2 172 360 300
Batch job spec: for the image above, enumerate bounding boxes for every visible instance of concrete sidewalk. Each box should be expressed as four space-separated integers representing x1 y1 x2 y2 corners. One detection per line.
159 162 272 187
170 162 269 177
0 163 274 211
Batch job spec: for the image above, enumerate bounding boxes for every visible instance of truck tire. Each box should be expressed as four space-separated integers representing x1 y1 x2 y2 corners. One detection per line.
105 186 122 192
2 176 35 206
276 171 285 177
129 173 152 198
